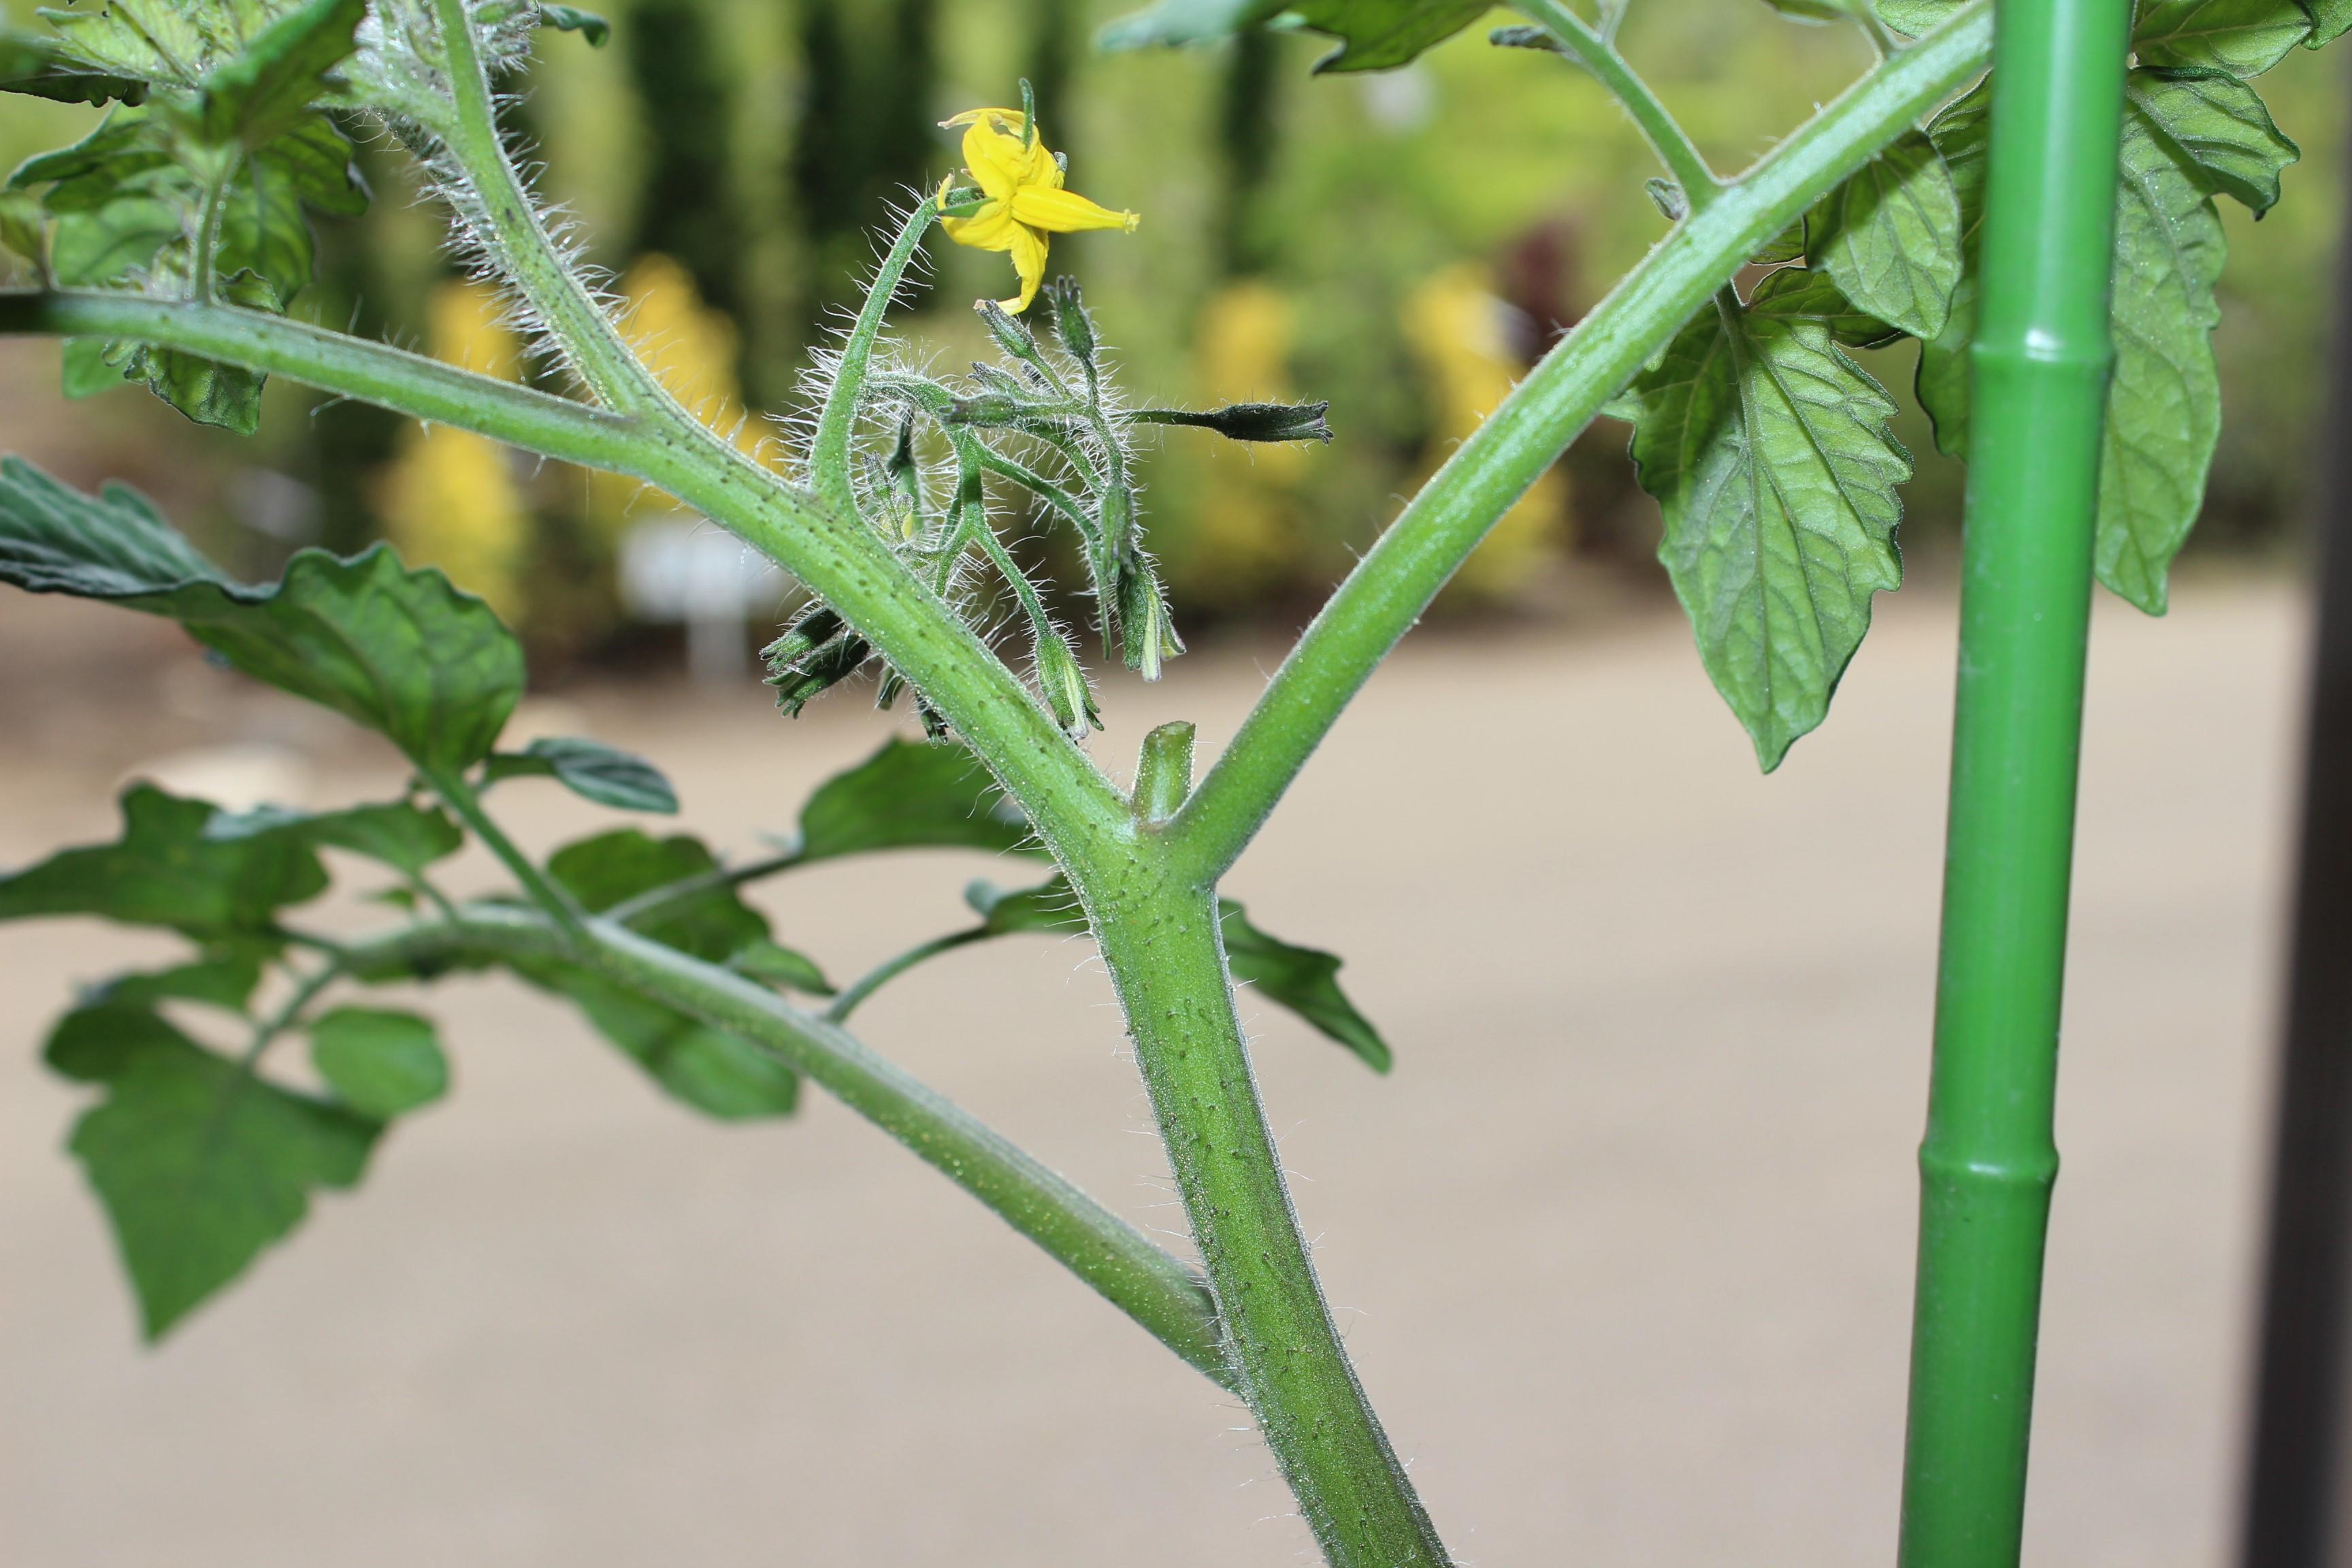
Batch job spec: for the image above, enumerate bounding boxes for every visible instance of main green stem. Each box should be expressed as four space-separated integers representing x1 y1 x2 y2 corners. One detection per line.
1897 0 2129 1562
1087 868 1449 1567
340 904 1230 1384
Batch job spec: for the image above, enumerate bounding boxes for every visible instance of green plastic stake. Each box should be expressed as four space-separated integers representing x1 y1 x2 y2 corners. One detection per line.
1897 0 2132 1564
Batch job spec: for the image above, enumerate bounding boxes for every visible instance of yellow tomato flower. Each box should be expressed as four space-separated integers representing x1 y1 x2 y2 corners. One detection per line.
936 107 1138 313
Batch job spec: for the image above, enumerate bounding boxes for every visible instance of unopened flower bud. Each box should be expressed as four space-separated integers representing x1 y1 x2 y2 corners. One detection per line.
975 298 1038 361
1045 276 1096 365
1116 557 1184 682
945 393 1024 427
1032 631 1100 738
760 605 843 669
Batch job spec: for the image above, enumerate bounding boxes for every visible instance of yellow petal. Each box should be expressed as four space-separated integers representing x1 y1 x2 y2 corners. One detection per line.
1004 224 1049 313
1009 185 1140 235
940 199 1022 255
960 116 1054 202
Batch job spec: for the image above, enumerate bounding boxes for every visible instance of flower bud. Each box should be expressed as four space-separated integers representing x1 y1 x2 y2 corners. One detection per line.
945 393 1025 427
760 605 843 669
1122 401 1333 443
1116 556 1184 682
1045 276 1096 365
974 298 1039 361
1032 630 1101 738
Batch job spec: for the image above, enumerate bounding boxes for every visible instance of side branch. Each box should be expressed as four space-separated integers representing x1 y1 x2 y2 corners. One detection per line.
1171 0 1993 883
0 291 638 465
340 904 1232 1385
1513 0 1720 207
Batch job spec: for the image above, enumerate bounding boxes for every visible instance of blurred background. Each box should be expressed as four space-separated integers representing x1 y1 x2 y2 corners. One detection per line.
2 3 2347 1565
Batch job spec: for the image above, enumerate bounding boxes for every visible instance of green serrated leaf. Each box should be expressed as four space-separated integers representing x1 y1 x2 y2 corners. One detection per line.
513 958 800 1119
0 459 526 770
207 799 466 874
2129 66 2300 212
538 3 610 44
1220 898 1392 1073
964 872 1088 935
549 829 766 962
1286 0 1494 70
40 0 210 89
791 739 1038 864
2304 0 2352 45
196 0 364 147
46 1002 377 1338
0 29 149 103
484 736 680 815
1874 0 1965 33
1758 0 1851 21
1097 0 1286 51
309 1007 448 1118
1914 82 1989 459
86 949 267 1013
1098 0 1489 70
1808 130 1961 340
0 785 327 937
1920 74 2250 615
2134 0 2310 76
1624 271 1910 769
728 938 834 996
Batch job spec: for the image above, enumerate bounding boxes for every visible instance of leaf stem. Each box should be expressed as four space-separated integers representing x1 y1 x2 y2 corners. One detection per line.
340 903 1231 1384
1170 0 1992 884
1512 0 1720 208
423 764 591 944
823 927 991 1023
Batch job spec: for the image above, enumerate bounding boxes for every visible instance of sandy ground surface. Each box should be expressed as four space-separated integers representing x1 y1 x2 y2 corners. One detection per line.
0 572 2310 1567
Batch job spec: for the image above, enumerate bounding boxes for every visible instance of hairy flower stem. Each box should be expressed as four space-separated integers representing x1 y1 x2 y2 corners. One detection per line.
425 0 662 412
1086 872 1450 1566
811 197 936 514
338 903 1231 1383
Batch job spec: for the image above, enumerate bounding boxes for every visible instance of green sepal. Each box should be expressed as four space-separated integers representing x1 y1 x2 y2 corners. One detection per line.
0 458 527 770
483 736 681 815
44 1001 378 1339
309 1007 450 1118
0 785 327 938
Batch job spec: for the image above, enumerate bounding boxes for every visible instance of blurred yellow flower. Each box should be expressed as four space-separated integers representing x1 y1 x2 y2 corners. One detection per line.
382 280 529 619
936 107 1137 312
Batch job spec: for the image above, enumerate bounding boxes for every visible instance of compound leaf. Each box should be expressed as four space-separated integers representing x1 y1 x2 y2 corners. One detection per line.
45 1002 378 1339
791 739 1038 864
1624 269 1909 769
485 736 680 815
0 458 525 770
309 1007 448 1118
0 785 326 937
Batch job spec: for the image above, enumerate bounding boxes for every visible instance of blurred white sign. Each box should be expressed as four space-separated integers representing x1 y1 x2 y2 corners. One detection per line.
617 515 788 684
